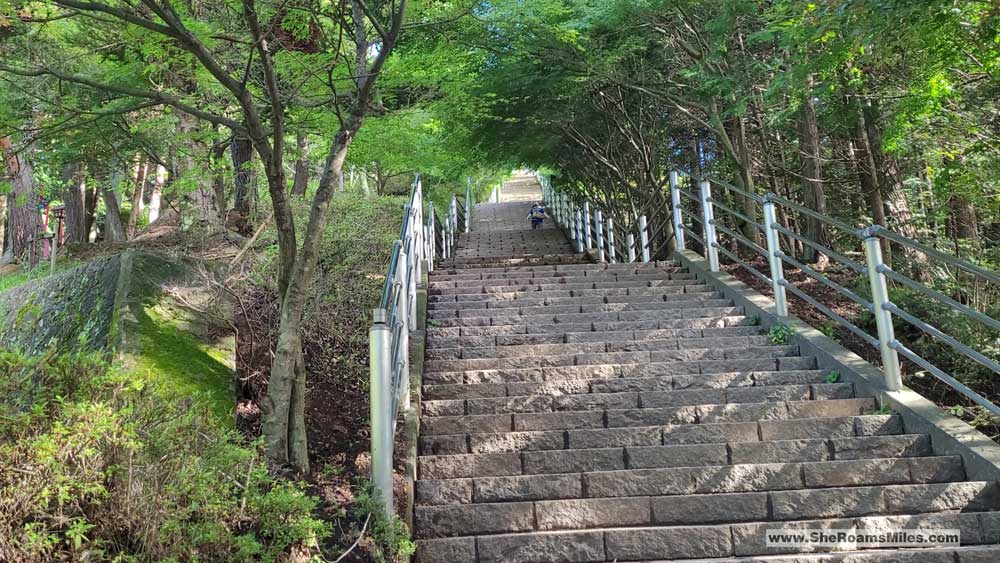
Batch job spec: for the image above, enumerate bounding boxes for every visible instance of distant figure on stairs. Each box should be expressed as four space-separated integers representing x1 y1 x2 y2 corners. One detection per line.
527 202 547 229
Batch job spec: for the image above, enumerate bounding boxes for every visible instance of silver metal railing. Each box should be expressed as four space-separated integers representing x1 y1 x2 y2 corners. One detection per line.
369 176 431 518
538 174 653 265
542 168 1000 417
682 172 999 410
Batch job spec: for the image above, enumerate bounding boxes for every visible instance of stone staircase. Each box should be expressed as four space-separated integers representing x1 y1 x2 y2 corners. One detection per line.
412 176 1000 563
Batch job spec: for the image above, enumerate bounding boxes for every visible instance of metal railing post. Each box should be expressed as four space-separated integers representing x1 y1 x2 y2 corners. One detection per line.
762 194 788 316
627 233 636 263
863 231 903 391
638 215 650 263
564 195 574 239
396 253 411 411
583 202 592 249
670 171 685 251
369 308 394 519
699 180 720 272
465 178 472 233
575 208 584 253
606 216 616 264
595 208 605 262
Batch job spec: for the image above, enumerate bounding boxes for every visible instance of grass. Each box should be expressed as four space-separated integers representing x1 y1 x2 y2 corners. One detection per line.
130 303 236 425
0 260 81 293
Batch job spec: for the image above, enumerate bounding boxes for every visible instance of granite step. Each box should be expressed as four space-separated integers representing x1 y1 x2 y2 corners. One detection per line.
427 296 733 318
424 356 818 386
417 538 1000 563
418 431 924 477
430 276 699 295
421 382 857 418
428 306 747 328
428 284 715 303
426 324 765 348
414 481 1000 539
423 346 807 374
416 455 966 505
422 368 826 400
425 334 780 360
427 290 723 311
421 397 877 436
419 420 913 457
425 315 755 339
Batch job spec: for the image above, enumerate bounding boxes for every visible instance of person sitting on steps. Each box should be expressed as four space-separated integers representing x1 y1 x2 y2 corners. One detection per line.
528 203 547 229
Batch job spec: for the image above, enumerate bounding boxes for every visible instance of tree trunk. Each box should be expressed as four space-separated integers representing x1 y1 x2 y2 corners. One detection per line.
62 162 88 244
127 155 149 238
851 113 890 261
232 136 256 215
948 194 979 242
291 132 310 196
148 164 166 224
797 92 829 267
0 135 43 265
177 112 223 233
102 186 127 242
0 195 7 259
729 116 760 247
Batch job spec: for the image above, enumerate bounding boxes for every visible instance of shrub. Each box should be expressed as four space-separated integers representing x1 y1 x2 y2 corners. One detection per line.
0 352 326 562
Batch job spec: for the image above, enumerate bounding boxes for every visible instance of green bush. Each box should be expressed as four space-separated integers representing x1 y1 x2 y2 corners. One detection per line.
0 352 326 562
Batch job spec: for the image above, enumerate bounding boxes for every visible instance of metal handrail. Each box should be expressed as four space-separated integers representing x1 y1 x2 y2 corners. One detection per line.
369 175 448 520
540 166 999 418
671 170 999 414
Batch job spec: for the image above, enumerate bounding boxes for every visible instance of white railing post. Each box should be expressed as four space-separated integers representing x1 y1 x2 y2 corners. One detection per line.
863 231 903 391
638 215 650 263
465 178 471 233
627 233 636 263
369 308 394 519
396 252 411 412
583 202 592 249
575 208 584 253
606 216 616 264
762 194 788 316
699 180 720 272
595 208 605 262
670 171 685 251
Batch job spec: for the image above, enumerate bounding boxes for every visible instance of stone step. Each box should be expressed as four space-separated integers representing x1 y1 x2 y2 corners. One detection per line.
426 315 754 339
434 260 680 275
423 345 804 374
430 261 682 280
415 522 1000 562
429 284 714 303
416 455 966 506
416 537 1000 563
419 430 920 477
421 397 876 436
425 355 817 386
426 324 765 349
439 256 586 269
426 334 779 360
421 382 857 418
427 299 738 321
423 368 824 400
430 276 699 296
669 546 1000 563
419 417 908 456
428 290 722 311
414 481 1000 539
428 305 745 329
430 270 690 290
